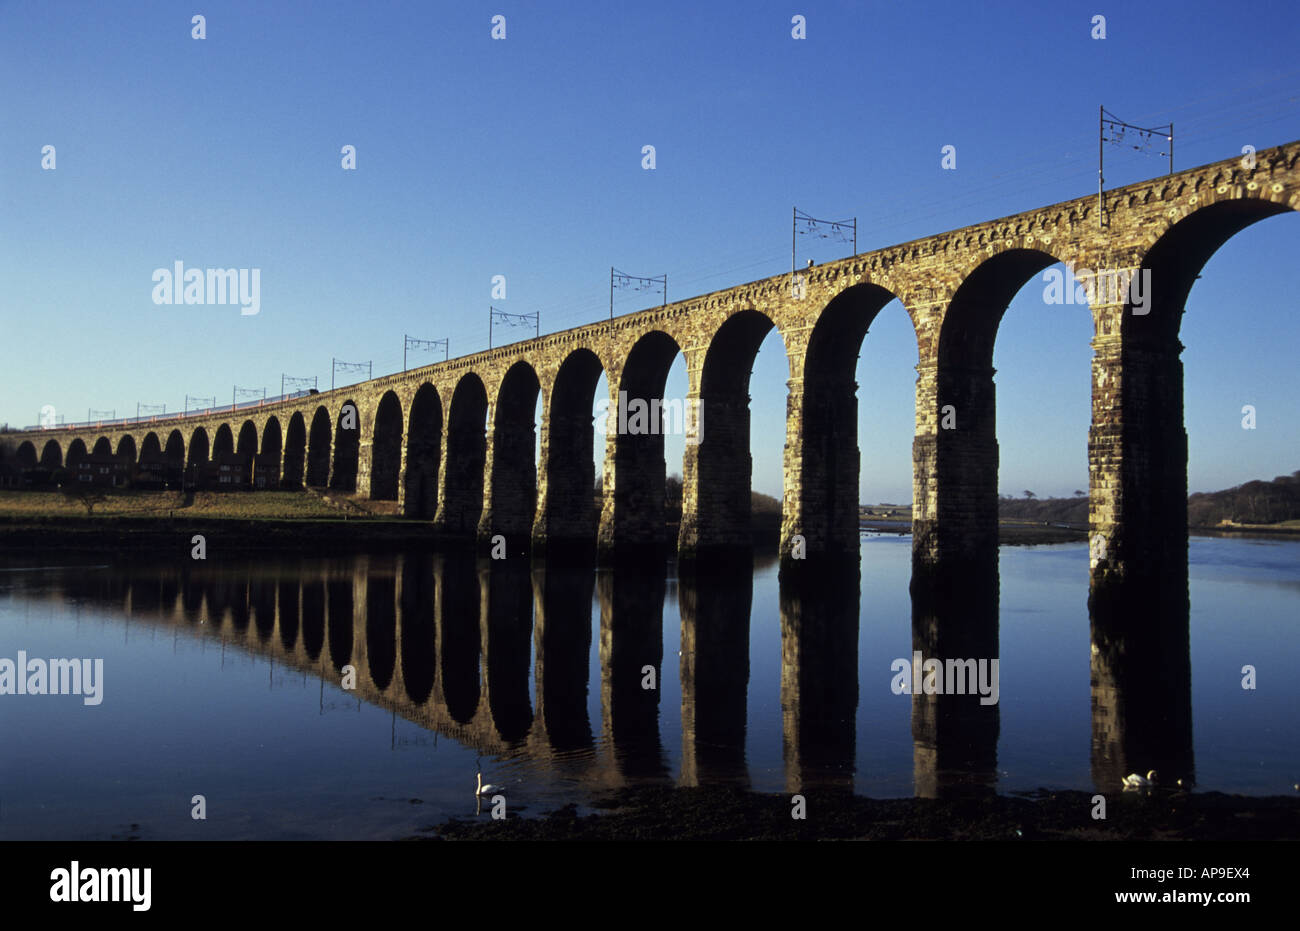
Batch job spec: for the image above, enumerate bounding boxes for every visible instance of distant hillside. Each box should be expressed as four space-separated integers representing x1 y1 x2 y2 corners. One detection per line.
1188 471 1300 526
995 470 1300 527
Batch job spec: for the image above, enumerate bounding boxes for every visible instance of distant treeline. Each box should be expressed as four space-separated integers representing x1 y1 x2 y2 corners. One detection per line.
996 470 1300 527
1187 471 1300 526
594 473 783 519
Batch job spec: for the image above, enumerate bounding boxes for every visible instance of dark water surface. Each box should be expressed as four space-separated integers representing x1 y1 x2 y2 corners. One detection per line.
0 535 1296 839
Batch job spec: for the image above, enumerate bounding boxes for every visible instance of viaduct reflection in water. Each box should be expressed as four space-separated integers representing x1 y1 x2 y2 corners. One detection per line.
4 551 1192 796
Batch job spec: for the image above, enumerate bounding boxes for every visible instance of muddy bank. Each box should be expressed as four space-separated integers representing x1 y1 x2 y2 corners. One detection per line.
859 520 1088 546
413 784 1300 842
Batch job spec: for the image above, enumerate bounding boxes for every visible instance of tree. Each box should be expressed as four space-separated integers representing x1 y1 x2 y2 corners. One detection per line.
1023 490 1036 500
62 484 108 515
1073 489 1086 497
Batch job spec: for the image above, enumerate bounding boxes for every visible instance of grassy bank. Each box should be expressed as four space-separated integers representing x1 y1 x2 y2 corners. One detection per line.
0 490 433 553
0 488 356 520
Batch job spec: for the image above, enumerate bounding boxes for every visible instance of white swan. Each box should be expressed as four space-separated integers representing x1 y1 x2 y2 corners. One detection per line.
476 771 503 796
1122 770 1157 789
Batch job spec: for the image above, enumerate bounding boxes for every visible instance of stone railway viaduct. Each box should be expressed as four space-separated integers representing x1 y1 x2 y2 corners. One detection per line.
10 142 1300 592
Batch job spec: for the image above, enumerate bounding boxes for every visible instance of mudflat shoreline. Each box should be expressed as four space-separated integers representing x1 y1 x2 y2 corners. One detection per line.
413 784 1300 841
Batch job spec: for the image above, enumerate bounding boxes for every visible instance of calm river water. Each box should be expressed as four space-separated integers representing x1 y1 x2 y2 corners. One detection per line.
0 534 1296 839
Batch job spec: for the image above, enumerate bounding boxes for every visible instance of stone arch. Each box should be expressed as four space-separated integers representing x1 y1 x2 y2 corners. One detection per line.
237 420 258 458
260 417 283 489
330 400 360 492
116 434 137 464
212 424 234 458
792 283 910 561
598 330 681 558
283 412 307 489
66 438 88 469
1129 197 1297 346
920 248 1072 572
370 391 403 501
15 441 37 468
436 375 488 538
162 430 185 489
681 309 785 558
306 406 331 486
262 417 282 460
536 348 604 554
481 361 541 546
40 439 62 469
141 432 162 460
92 437 112 457
187 428 210 469
1091 195 1300 595
404 383 442 519
937 248 1065 370
165 430 185 465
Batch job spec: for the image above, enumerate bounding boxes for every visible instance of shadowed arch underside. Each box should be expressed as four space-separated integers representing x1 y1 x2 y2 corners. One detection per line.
788 283 907 565
436 376 488 539
212 424 234 459
681 309 779 560
237 421 258 459
480 361 541 549
40 439 62 469
534 348 604 558
260 417 282 489
370 392 403 501
404 384 442 519
141 432 162 461
115 435 137 465
914 249 1064 578
598 331 681 561
187 428 210 472
283 412 307 489
330 401 360 492
306 407 331 486
66 439 88 470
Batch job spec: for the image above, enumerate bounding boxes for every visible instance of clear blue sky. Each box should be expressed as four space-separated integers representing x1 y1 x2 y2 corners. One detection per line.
2 0 1298 502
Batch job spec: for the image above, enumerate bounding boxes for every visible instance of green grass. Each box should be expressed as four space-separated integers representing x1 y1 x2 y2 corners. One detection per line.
0 489 352 520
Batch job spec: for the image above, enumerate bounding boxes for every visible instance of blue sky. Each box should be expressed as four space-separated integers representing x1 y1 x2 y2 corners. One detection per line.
2 0 1298 502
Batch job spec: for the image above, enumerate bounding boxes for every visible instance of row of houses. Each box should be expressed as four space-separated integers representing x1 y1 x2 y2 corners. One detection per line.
0 453 282 490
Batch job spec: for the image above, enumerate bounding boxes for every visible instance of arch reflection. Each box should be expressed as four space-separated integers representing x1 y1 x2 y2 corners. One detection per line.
779 569 859 792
